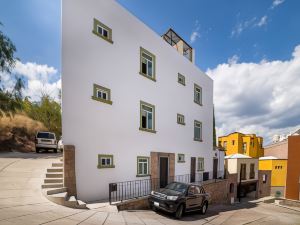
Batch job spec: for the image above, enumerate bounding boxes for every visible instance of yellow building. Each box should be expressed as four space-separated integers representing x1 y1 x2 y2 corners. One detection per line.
218 132 264 158
259 156 287 197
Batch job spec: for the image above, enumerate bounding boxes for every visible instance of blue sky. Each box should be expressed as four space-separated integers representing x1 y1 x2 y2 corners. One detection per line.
1 0 299 71
1 0 300 143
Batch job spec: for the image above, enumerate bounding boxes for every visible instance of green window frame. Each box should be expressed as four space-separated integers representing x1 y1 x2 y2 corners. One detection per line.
194 120 203 141
139 101 156 133
140 47 156 81
91 84 113 105
178 73 186 86
137 156 150 177
92 18 113 44
194 83 202 105
178 154 185 163
197 157 204 171
97 154 115 169
177 114 185 125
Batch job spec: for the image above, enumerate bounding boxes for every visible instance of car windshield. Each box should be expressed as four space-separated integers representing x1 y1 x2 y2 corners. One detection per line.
37 132 55 139
164 182 188 193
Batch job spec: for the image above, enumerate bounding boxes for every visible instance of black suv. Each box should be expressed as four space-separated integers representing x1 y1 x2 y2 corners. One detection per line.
149 182 210 219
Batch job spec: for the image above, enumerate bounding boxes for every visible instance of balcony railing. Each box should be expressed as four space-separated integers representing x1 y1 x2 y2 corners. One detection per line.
108 171 224 204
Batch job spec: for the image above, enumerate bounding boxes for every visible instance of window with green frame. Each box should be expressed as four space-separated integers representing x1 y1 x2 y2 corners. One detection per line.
140 101 156 133
178 154 185 163
137 156 150 176
92 18 113 44
178 73 186 86
194 83 202 105
197 157 204 171
177 114 185 125
140 47 156 81
91 84 112 105
97 154 115 169
194 120 203 141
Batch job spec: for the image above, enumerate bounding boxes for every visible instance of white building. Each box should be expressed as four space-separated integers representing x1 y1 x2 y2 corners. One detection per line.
62 0 223 202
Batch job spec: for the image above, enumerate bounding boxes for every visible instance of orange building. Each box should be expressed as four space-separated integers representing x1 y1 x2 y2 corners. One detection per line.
264 131 300 200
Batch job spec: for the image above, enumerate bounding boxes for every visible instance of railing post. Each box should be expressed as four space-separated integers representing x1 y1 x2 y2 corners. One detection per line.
109 183 112 204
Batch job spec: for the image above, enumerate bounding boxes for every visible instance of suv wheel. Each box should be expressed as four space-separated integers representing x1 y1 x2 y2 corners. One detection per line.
175 204 184 219
36 148 40 153
201 201 208 214
53 148 57 153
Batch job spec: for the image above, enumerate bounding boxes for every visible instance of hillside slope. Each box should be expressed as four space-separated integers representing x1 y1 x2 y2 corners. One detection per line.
0 114 46 152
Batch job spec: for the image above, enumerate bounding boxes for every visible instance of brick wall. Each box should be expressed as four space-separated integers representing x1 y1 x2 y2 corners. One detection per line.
63 145 77 196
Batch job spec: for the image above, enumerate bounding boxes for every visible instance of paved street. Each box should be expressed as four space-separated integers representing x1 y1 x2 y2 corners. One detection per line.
0 152 300 225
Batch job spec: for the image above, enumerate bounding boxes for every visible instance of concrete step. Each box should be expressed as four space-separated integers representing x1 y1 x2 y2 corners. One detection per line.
46 173 63 178
47 168 63 173
45 187 68 195
64 195 78 208
76 200 87 209
47 192 68 205
52 162 63 167
42 183 63 189
44 178 63 183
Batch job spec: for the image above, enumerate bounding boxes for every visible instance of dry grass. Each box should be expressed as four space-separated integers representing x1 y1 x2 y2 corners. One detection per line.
0 114 46 152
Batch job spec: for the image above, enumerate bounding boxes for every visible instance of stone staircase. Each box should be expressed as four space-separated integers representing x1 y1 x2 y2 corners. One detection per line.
41 160 87 209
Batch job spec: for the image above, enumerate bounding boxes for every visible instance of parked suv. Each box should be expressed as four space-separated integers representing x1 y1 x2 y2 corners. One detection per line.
149 182 210 219
35 132 57 153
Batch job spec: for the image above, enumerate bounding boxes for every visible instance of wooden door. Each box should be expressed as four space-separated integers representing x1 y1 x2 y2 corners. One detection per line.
213 158 218 179
160 157 169 188
190 157 196 183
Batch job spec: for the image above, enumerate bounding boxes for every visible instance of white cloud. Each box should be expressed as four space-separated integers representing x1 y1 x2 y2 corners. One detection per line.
256 16 268 27
271 0 285 9
0 61 61 102
231 17 256 37
227 55 239 65
207 44 300 144
190 20 201 43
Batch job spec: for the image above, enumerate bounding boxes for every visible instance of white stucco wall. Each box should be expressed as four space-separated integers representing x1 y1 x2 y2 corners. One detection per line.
225 158 258 182
62 0 217 201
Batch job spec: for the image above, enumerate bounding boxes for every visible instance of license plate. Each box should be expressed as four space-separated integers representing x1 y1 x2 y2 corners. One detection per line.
154 202 159 207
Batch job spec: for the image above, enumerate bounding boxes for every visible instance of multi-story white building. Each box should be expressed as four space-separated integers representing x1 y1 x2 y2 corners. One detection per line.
62 0 223 202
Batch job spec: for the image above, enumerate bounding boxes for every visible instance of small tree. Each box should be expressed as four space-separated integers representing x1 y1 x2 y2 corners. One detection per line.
0 22 17 73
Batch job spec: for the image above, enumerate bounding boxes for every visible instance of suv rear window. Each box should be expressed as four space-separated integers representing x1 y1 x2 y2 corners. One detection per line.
37 132 55 139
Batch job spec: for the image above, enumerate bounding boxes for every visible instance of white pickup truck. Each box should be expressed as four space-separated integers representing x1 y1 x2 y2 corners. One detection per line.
35 131 57 153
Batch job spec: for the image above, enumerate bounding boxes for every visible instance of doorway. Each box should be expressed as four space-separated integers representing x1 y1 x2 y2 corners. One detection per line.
190 157 196 183
160 157 169 188
213 158 218 179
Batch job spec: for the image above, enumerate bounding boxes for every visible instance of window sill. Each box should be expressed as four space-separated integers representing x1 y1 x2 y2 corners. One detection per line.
97 165 115 169
178 82 186 86
177 161 185 163
197 169 204 172
194 101 203 106
177 122 186 126
194 138 203 142
139 72 156 82
92 30 113 44
136 174 150 177
139 127 157 133
91 96 113 105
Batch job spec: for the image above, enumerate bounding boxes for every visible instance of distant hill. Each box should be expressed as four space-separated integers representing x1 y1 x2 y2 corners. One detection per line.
0 114 46 152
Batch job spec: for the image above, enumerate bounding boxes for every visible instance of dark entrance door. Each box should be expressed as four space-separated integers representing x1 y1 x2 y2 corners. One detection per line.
213 158 218 179
160 157 168 188
190 157 196 183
